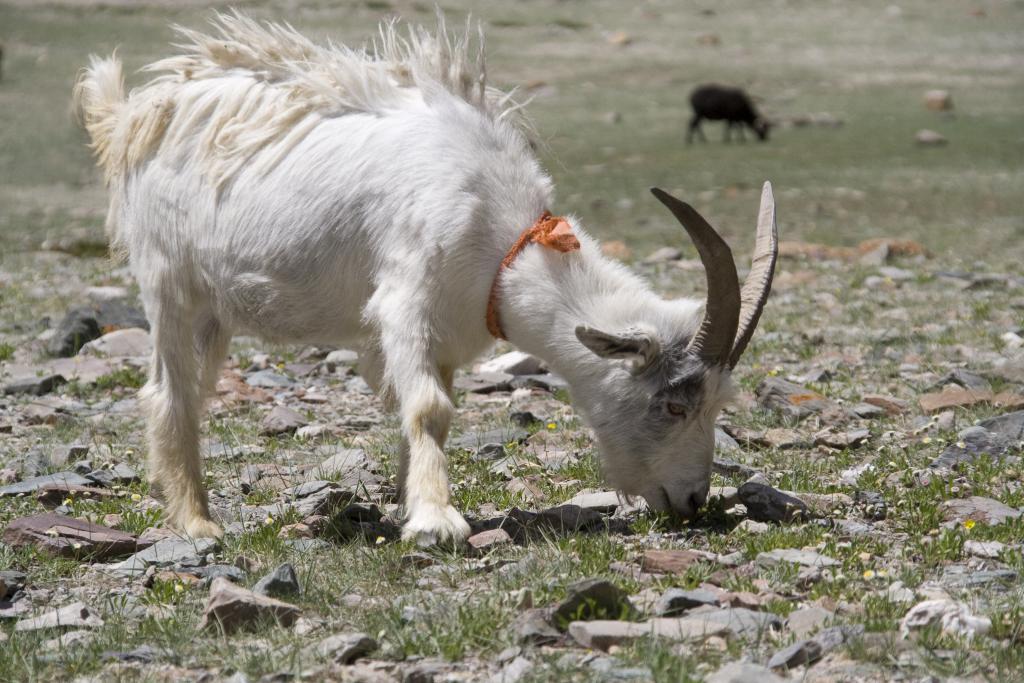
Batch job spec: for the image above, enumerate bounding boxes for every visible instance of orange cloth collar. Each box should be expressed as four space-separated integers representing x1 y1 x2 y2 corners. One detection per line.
486 211 580 340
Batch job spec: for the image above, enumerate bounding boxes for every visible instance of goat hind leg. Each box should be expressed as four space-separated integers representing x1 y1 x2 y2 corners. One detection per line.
140 305 220 538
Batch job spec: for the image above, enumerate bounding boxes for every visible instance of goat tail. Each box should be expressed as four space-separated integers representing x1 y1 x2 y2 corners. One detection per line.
73 54 130 259
73 54 125 181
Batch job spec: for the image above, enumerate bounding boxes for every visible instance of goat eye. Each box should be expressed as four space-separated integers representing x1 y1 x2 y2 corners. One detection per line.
666 402 688 417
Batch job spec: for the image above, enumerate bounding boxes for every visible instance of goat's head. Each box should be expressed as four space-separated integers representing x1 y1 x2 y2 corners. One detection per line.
570 183 778 519
753 118 771 141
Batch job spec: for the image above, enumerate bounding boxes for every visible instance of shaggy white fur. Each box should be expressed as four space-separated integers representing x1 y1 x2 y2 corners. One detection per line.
74 12 764 545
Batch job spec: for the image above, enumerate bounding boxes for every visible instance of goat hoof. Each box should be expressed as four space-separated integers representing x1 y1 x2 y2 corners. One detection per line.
183 516 223 539
402 504 470 547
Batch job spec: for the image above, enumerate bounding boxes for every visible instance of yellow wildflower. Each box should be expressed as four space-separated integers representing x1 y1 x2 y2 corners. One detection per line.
963 519 976 530
375 536 386 545
546 422 557 430
862 569 876 580
130 493 142 502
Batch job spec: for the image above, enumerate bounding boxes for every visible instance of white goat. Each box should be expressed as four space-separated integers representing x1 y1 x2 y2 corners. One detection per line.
74 12 777 545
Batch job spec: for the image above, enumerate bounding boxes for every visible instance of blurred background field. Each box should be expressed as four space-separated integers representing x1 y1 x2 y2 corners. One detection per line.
0 0 1022 262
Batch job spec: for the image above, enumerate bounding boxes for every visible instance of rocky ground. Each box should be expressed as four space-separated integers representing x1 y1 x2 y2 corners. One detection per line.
1 237 1022 682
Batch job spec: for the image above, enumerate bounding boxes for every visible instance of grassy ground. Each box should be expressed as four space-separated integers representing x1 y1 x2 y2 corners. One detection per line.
1 1 1024 681
1 0 1022 259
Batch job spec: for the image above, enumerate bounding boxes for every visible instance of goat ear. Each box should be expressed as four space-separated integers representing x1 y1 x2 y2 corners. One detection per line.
575 325 661 371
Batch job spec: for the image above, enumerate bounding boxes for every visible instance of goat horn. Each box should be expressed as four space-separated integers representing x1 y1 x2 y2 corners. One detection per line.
650 187 740 366
729 181 778 368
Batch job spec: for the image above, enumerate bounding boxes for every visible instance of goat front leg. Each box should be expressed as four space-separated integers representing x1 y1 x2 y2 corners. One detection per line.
395 371 468 545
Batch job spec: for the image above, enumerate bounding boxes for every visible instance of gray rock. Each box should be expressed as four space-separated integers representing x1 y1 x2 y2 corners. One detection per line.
512 609 560 645
79 328 152 358
315 447 376 477
786 606 832 638
246 370 295 389
2 372 66 396
85 463 140 487
767 625 863 670
313 632 377 664
493 656 533 683
0 471 94 496
473 443 507 461
108 537 219 577
738 480 810 522
260 406 308 436
851 402 886 419
451 426 530 450
0 570 26 599
653 588 720 616
467 528 513 551
48 309 101 357
560 490 621 512
756 548 839 568
535 505 605 534
552 578 635 629
714 427 741 453
453 372 513 394
940 496 1022 527
191 564 246 584
755 377 836 419
931 426 1013 470
253 563 300 598
324 349 359 367
510 373 569 392
15 602 105 632
679 608 783 638
491 655 532 683
712 457 761 479
644 246 682 263
915 129 947 146
478 351 544 376
567 620 650 650
199 577 301 633
707 662 786 683
979 410 1024 441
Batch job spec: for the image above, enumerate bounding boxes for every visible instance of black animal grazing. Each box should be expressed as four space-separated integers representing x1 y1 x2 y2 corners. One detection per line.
688 85 770 143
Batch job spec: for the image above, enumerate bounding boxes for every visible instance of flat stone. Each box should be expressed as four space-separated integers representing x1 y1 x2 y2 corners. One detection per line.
915 128 947 146
79 328 152 357
312 632 377 664
979 410 1024 441
450 426 530 450
674 608 783 639
930 426 1013 470
2 372 67 396
919 386 993 412
494 655 533 683
108 536 219 577
851 402 886 419
534 505 605 534
640 549 716 574
467 528 513 551
560 490 621 512
200 577 301 633
260 406 308 436
861 394 910 415
738 480 810 522
756 378 836 419
253 563 301 598
552 578 635 629
509 374 569 392
324 349 359 366
2 513 143 560
513 609 561 645
653 588 721 616
900 599 991 640
15 602 104 632
0 471 94 496
47 356 118 384
453 372 513 394
246 370 296 389
714 427 740 453
478 351 544 376
567 620 652 650
964 539 1006 559
707 662 786 683
813 428 870 449
940 496 1022 527
786 606 832 638
712 458 761 479
315 447 376 477
86 463 140 488
757 548 839 568
767 625 863 670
